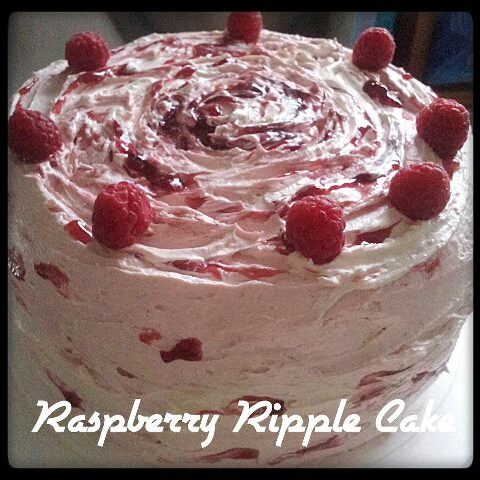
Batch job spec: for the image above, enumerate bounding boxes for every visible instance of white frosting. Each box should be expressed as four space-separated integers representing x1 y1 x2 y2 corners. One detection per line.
9 30 473 465
10 30 468 286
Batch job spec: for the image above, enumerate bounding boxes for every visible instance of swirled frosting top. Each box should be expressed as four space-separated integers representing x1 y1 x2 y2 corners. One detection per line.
11 30 470 287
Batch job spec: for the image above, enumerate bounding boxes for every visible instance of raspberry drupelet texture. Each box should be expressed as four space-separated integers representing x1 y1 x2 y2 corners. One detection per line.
92 182 153 249
226 12 263 44
352 27 396 71
388 163 451 221
285 196 346 265
65 32 110 72
416 98 470 161
8 107 62 164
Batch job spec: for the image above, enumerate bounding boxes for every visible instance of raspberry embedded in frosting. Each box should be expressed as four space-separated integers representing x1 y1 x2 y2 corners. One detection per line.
226 12 263 44
388 163 451 221
92 182 153 249
8 107 62 164
65 31 110 72
285 196 346 265
352 27 396 71
416 98 470 161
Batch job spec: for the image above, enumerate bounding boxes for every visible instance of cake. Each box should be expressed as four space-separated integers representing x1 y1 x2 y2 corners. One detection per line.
8 13 473 467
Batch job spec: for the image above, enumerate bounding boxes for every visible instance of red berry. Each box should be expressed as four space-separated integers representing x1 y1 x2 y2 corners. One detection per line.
8 108 62 163
226 12 263 43
285 196 345 265
65 32 110 72
352 27 396 71
388 163 450 221
92 182 152 249
416 98 470 161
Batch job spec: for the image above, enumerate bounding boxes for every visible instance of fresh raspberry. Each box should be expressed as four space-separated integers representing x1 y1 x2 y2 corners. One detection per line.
8 107 62 163
226 12 263 43
92 182 152 249
285 196 345 265
352 27 396 71
65 32 110 72
388 163 450 221
416 98 470 161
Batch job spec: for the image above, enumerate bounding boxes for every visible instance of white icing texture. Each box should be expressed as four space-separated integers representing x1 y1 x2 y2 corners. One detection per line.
9 30 469 286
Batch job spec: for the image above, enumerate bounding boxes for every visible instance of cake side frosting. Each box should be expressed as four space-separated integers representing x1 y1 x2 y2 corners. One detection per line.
8 29 473 466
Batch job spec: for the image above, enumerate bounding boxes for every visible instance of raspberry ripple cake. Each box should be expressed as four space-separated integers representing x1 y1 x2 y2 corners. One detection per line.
8 15 473 467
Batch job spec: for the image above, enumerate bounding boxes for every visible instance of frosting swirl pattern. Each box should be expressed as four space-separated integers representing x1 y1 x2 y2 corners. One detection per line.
11 30 468 286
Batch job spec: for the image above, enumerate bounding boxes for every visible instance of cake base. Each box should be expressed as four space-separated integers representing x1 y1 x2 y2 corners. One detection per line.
9 298 472 468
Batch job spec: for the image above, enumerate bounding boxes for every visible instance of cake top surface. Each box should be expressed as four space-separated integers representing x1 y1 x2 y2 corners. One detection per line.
9 29 470 288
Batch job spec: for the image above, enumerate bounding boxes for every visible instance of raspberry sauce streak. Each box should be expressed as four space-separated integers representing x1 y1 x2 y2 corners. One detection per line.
363 80 402 108
65 220 93 244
